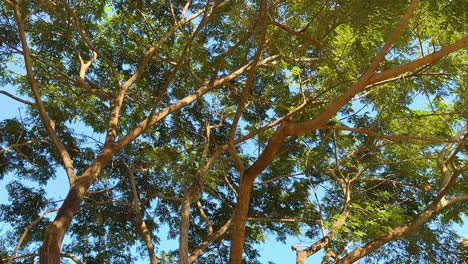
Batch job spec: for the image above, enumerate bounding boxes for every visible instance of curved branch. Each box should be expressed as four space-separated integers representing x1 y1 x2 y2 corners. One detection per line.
0 90 35 105
8 1 77 185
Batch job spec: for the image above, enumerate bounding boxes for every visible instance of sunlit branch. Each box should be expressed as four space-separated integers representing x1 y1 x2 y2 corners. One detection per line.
60 0 120 84
197 200 214 235
8 1 77 185
437 125 467 188
227 27 267 175
446 194 468 206
188 217 233 263
223 174 239 197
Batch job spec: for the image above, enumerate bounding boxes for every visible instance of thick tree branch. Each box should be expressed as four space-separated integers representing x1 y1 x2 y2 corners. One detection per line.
295 182 352 264
361 0 420 83
8 0 77 186
197 200 214 235
446 194 468 206
367 35 468 86
288 30 467 138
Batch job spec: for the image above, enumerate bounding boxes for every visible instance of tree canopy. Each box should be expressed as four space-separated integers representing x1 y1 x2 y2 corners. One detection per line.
0 0 467 263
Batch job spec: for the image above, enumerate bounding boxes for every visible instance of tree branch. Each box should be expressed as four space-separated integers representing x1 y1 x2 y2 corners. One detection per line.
8 1 77 186
446 194 468 206
437 125 467 188
0 139 50 154
0 90 35 105
188 217 233 264
197 200 214 235
126 164 158 264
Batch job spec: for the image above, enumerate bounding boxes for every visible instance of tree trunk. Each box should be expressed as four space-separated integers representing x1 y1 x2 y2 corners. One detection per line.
179 198 192 264
179 182 202 264
229 124 288 263
39 153 113 263
229 179 254 264
39 186 82 264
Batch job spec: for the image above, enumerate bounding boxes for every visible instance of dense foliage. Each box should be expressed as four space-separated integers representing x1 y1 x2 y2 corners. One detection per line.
0 0 467 263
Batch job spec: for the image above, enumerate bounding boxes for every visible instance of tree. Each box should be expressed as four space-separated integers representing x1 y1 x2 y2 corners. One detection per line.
0 0 467 263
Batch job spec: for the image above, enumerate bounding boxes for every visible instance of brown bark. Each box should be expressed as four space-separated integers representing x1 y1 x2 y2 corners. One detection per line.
229 179 254 264
229 124 288 263
8 208 58 264
179 126 221 263
34 55 267 264
179 191 197 264
39 151 114 263
39 186 82 263
188 217 233 263
296 235 332 264
34 34 267 264
7 0 76 186
137 219 158 264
